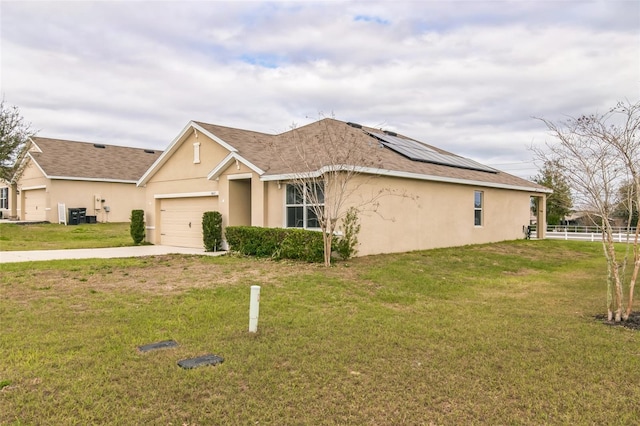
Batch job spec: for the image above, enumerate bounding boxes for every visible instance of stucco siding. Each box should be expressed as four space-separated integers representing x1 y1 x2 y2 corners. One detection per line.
345 175 532 256
150 131 229 183
49 180 146 223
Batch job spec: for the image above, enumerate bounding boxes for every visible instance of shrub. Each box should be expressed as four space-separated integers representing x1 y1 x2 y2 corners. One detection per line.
130 210 145 245
279 228 325 263
225 226 325 263
336 207 361 260
202 211 223 251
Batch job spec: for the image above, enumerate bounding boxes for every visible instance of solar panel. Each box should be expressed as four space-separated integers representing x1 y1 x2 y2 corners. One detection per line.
368 132 497 174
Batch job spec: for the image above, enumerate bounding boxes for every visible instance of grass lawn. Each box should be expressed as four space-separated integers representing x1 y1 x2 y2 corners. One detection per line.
0 222 133 251
1 239 638 424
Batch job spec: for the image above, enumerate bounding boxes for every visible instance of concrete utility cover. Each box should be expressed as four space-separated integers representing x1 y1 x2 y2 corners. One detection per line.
137 340 179 353
178 354 224 369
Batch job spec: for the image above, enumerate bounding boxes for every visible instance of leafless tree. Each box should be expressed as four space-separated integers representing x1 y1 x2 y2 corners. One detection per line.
271 117 396 267
534 100 639 322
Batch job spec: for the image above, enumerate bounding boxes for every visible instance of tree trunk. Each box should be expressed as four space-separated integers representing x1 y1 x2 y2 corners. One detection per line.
323 232 333 267
624 227 640 320
603 238 614 321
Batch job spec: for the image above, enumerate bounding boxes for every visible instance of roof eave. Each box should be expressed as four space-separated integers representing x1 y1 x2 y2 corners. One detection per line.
138 121 242 187
207 152 265 180
261 166 552 193
48 176 139 184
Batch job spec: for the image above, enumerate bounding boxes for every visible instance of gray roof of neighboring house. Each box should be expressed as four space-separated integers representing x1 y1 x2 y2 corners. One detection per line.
29 137 163 182
193 118 550 193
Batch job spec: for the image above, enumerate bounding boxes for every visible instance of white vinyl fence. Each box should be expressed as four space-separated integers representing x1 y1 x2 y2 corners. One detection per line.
530 225 638 242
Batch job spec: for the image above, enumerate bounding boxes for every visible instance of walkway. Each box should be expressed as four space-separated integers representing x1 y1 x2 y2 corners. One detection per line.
0 245 225 263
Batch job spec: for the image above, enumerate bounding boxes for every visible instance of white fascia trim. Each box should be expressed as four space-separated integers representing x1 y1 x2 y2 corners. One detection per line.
261 165 553 194
28 137 43 153
154 191 219 199
227 173 253 180
192 122 238 154
48 176 137 184
138 121 242 187
25 152 49 179
138 121 212 186
207 152 265 180
21 185 47 191
138 121 194 186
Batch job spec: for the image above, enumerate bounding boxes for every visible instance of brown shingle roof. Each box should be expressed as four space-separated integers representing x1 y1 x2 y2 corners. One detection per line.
195 119 548 192
29 137 163 182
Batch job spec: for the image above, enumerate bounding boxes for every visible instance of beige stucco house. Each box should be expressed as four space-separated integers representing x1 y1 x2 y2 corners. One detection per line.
4 137 162 223
139 118 549 257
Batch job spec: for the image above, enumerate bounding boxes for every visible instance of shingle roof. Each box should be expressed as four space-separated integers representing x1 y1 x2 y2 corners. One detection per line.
194 118 549 192
29 137 163 182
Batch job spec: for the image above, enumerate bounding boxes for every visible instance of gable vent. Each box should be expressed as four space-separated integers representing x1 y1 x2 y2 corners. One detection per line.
93 144 106 149
347 122 362 129
144 149 156 154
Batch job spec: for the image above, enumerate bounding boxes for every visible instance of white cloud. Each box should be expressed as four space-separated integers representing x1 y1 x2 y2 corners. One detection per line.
1 0 638 178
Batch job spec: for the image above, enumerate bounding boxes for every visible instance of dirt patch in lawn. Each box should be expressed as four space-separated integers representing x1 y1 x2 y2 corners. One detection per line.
595 311 640 331
1 255 327 301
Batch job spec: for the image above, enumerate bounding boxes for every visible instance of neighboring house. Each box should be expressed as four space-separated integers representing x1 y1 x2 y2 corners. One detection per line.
139 118 550 256
0 180 9 219
10 137 162 223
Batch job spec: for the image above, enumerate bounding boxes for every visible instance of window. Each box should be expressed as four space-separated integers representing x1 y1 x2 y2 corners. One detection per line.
0 187 8 210
286 182 324 229
474 190 483 226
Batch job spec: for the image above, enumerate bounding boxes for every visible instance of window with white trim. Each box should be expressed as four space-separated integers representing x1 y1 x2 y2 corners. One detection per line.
286 182 324 229
474 190 483 226
0 187 8 209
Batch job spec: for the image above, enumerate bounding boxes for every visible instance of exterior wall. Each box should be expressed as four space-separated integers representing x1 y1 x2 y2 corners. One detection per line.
15 157 146 223
16 160 48 220
265 181 285 228
228 179 251 226
340 175 533 256
48 180 145 223
142 130 246 244
258 174 534 257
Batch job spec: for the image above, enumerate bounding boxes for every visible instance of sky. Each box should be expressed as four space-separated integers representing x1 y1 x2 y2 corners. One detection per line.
1 0 638 180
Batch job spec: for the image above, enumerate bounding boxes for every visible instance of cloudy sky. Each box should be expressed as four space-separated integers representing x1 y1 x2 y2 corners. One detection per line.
1 0 638 179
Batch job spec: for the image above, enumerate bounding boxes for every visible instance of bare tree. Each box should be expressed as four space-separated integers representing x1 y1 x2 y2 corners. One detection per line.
270 117 395 267
534 100 639 322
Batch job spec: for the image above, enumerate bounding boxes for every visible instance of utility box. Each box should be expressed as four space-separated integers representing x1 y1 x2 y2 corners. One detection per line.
68 208 87 225
94 195 102 210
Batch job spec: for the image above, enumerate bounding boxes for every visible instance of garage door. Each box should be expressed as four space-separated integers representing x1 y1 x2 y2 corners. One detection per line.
159 197 218 248
24 189 47 222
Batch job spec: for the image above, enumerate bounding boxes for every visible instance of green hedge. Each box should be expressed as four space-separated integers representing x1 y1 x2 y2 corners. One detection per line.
130 210 145 245
202 211 223 252
225 226 327 263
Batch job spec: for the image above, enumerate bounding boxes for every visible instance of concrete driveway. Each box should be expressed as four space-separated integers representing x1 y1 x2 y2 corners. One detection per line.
0 245 226 263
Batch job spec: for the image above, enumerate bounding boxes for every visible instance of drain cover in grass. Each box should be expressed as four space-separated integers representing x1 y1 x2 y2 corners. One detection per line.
178 354 224 369
137 340 179 353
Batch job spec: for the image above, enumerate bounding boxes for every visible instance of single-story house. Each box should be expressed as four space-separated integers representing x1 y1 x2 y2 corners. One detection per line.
4 137 162 223
138 118 550 256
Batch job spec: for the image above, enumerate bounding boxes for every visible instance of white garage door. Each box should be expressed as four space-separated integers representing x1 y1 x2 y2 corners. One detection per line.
24 189 47 222
159 197 218 248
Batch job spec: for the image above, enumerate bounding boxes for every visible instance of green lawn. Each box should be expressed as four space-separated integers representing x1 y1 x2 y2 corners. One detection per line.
0 222 133 251
1 240 638 424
